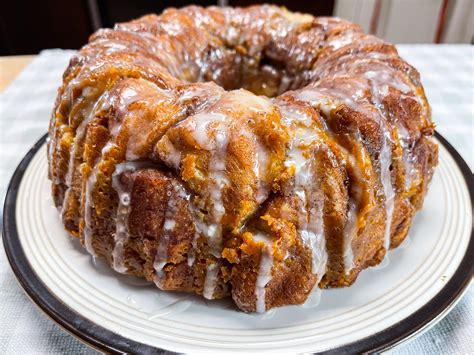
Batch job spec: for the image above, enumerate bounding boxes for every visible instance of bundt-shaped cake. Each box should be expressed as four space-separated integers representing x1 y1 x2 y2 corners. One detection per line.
48 5 438 312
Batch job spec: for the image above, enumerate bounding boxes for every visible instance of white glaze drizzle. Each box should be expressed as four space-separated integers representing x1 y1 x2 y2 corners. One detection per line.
240 129 271 204
191 90 275 299
279 104 328 279
227 89 274 113
193 112 229 258
49 77 78 182
109 80 172 161
61 89 109 216
181 110 230 299
179 86 206 103
397 125 417 191
317 54 418 198
123 79 172 161
253 138 270 204
296 76 398 266
328 30 358 51
293 90 363 272
203 263 219 300
361 64 418 199
83 141 117 258
111 162 153 273
83 165 99 257
342 199 358 271
153 181 185 288
379 131 395 251
154 92 230 297
226 90 274 204
362 68 400 251
187 231 199 267
158 135 182 169
81 80 174 259
253 232 273 313
82 84 151 258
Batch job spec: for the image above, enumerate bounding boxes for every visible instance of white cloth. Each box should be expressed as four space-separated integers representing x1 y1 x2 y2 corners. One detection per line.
0 46 472 354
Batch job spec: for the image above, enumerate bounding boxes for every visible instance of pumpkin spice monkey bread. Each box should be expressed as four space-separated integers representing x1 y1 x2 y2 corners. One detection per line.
48 5 438 313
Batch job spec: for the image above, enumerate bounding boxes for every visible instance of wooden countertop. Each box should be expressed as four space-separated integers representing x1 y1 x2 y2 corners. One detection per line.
0 55 35 93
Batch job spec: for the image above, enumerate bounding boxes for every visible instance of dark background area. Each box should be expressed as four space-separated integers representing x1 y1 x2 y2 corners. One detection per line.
0 0 335 55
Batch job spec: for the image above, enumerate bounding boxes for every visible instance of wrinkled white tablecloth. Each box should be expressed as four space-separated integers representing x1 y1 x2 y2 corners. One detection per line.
0 46 472 354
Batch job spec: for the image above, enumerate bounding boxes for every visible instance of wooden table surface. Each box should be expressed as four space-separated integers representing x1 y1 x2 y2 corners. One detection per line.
0 55 35 93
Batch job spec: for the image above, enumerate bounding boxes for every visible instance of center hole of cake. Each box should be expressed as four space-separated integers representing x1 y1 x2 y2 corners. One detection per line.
196 50 297 98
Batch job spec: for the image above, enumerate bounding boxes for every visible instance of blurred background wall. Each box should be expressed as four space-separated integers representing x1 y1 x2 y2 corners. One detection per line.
335 0 473 43
1 0 472 55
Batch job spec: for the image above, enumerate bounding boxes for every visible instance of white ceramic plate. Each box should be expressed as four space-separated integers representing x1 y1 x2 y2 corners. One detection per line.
3 133 473 353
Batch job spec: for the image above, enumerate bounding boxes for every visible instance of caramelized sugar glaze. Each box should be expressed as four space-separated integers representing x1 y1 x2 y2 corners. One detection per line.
48 5 438 312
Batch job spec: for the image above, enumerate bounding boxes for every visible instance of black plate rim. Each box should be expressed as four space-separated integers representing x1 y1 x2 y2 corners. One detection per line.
2 132 473 354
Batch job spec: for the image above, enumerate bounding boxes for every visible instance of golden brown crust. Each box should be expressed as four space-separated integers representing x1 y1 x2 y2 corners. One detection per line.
48 5 438 312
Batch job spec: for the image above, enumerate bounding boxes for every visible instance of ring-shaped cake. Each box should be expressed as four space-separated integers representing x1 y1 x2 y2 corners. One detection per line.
48 5 438 312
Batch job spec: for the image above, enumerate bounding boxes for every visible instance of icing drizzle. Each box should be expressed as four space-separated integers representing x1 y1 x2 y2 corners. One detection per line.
153 180 188 288
253 232 273 313
203 263 219 300
279 104 328 280
111 162 153 273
